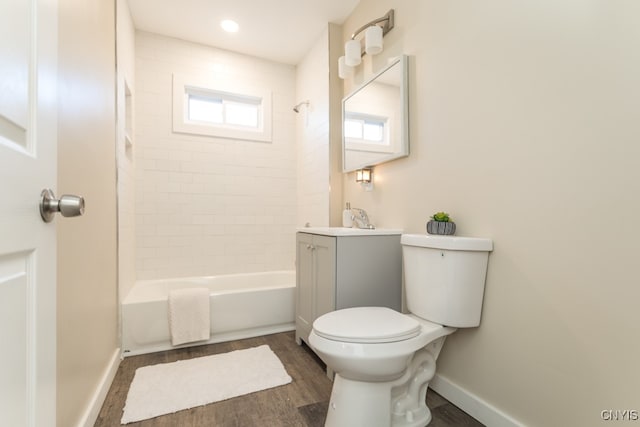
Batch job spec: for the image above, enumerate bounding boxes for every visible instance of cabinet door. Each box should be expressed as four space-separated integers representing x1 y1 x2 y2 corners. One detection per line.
295 233 314 343
312 234 336 320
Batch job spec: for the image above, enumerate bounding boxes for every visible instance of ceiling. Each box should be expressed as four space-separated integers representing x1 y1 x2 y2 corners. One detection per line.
127 0 360 65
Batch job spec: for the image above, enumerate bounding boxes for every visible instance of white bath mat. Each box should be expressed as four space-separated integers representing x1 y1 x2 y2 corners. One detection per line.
121 345 292 424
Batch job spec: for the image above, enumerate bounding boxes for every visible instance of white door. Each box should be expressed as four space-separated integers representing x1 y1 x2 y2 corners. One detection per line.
0 0 58 425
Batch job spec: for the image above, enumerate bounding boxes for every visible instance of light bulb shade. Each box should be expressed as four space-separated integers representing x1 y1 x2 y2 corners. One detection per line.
365 25 383 55
356 168 372 183
338 56 354 79
345 39 362 67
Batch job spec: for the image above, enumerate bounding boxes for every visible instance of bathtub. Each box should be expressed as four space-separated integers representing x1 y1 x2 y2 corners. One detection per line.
122 271 295 356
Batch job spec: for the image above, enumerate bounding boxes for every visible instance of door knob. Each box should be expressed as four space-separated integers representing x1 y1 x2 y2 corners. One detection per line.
40 189 85 223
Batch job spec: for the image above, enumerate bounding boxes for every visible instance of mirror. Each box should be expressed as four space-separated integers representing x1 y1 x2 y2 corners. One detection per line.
342 55 409 172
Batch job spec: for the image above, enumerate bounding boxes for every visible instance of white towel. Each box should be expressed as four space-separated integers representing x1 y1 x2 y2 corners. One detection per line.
168 288 210 346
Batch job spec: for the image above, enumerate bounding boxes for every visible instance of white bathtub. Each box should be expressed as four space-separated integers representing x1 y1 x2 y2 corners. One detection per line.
122 271 295 356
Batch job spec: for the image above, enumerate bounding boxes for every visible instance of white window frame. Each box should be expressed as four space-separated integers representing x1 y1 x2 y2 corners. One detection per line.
173 74 272 143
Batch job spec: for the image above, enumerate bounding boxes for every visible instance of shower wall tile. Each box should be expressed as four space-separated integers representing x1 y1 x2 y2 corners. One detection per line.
295 28 331 228
135 31 297 280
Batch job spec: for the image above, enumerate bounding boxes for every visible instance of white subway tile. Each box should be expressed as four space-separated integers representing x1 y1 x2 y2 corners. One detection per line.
135 32 298 280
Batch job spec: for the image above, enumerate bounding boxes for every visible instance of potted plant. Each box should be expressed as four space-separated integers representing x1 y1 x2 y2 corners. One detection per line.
426 212 456 235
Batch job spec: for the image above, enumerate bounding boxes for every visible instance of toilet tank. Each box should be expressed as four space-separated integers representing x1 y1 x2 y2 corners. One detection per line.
401 234 493 328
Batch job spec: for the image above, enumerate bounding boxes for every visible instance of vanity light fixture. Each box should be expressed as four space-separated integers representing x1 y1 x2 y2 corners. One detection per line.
338 10 395 79
356 168 374 191
356 168 372 183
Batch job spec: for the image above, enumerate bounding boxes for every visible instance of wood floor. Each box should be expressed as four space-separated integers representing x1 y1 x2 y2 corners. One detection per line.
95 331 484 427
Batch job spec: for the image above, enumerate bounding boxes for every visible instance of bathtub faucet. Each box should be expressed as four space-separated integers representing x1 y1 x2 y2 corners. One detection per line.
351 208 375 229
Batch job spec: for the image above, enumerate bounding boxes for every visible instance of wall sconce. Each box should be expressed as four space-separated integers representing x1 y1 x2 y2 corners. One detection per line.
338 9 395 79
356 167 373 191
356 168 372 183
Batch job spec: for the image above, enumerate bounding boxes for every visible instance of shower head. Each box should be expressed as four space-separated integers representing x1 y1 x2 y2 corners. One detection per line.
293 100 309 113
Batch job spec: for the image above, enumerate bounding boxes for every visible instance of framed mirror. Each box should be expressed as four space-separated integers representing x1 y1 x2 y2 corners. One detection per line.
342 55 409 172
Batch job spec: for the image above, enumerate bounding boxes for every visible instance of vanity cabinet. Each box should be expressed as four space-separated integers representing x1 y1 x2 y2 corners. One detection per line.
295 229 402 347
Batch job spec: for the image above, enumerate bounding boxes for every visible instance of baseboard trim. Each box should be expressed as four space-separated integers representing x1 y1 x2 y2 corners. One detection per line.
78 348 121 427
430 374 524 427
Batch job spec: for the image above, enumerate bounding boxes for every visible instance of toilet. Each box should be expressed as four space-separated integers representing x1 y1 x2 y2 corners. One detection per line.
308 233 493 427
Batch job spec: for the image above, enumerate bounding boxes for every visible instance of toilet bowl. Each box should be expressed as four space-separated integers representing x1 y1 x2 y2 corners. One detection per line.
310 307 455 382
309 234 492 427
309 308 455 427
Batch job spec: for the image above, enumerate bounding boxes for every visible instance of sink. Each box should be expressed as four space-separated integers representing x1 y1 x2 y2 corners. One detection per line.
297 227 403 237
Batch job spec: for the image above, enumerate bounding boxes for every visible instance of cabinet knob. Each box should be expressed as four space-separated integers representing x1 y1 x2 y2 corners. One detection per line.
306 244 316 251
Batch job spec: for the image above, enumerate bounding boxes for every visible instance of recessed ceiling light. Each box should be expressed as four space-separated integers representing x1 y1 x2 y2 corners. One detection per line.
220 19 239 33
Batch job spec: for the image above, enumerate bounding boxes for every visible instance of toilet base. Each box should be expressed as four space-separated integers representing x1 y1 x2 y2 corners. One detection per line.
325 377 433 427
324 339 445 427
326 374 397 427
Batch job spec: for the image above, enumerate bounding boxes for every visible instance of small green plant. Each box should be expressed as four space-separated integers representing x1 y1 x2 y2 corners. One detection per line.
430 212 452 222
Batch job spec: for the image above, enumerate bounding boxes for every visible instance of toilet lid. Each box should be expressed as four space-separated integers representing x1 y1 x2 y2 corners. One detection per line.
313 307 421 343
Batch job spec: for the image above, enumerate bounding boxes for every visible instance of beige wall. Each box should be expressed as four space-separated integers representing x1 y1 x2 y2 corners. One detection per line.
328 23 344 227
342 1 640 426
57 0 119 425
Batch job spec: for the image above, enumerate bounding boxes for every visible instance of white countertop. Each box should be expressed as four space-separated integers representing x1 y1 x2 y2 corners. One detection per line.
297 227 403 236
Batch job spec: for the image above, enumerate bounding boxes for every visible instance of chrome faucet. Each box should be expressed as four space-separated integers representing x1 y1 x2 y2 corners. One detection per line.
351 208 375 229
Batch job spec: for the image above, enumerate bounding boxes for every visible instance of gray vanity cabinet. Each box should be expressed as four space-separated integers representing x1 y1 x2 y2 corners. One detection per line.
295 232 335 346
295 231 402 347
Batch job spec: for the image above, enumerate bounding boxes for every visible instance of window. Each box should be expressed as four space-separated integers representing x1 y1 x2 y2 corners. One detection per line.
188 96 223 124
173 74 272 142
344 117 385 144
186 92 260 128
344 113 391 152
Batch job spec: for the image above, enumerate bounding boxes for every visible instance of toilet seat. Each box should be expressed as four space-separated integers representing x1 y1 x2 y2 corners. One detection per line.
313 307 421 343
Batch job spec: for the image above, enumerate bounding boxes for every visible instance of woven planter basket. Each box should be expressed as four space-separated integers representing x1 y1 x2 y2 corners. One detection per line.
426 220 456 235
